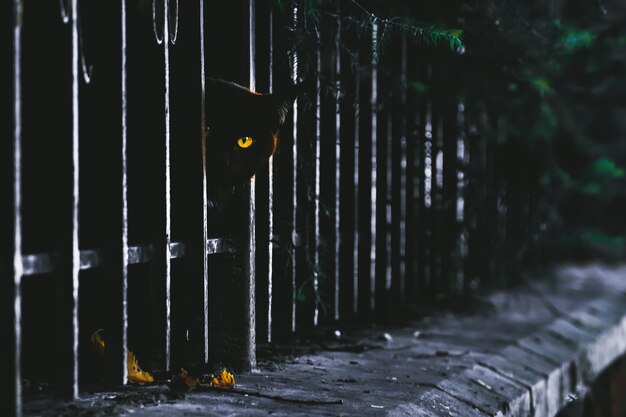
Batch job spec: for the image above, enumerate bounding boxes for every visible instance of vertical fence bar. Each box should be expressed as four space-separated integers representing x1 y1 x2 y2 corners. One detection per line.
432 67 444 292
267 7 274 343
71 0 80 397
369 22 378 312
162 0 172 371
353 64 360 314
456 102 467 289
466 106 478 288
290 3 298 333
313 37 322 327
421 62 434 292
106 0 129 385
55 0 80 399
199 0 209 363
390 37 404 307
385 97 393 294
403 45 416 302
13 0 23 405
398 37 407 299
441 74 457 290
247 0 257 367
1 1 23 414
120 0 129 382
333 15 341 321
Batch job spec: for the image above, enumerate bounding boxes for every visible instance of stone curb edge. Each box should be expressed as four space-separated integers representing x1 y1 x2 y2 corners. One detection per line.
387 292 626 417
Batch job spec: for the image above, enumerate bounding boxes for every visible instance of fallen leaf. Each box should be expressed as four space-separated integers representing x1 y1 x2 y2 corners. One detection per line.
90 329 105 357
90 329 154 385
128 351 154 384
210 369 235 389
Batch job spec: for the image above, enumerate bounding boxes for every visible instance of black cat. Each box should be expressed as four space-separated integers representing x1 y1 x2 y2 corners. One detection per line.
205 78 299 188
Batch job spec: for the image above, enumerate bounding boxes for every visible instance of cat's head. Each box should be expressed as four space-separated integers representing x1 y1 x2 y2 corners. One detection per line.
205 78 299 186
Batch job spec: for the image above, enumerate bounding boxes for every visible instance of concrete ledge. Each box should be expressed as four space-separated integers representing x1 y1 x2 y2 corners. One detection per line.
22 265 626 417
406 292 626 417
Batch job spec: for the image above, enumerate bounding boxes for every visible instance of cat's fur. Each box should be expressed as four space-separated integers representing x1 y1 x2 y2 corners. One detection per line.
205 78 298 187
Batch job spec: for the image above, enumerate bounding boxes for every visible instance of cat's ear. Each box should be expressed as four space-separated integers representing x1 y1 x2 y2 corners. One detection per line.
268 83 304 130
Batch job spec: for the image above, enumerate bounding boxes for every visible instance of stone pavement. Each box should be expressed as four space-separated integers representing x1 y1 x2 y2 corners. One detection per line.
23 265 626 417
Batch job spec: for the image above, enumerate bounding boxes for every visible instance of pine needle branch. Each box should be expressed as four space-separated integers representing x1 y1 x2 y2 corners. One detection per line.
348 0 463 51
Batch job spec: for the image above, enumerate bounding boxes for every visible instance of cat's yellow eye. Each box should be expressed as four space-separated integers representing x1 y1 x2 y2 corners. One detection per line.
237 136 254 149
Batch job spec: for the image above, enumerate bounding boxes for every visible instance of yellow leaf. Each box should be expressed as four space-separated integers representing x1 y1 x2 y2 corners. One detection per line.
90 329 105 357
210 369 235 389
90 329 153 385
127 351 154 384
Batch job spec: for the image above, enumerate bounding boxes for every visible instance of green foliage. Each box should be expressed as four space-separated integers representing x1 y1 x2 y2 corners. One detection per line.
575 158 625 195
296 281 307 303
580 182 602 195
408 81 429 94
273 0 464 78
587 157 625 180
273 0 626 270
583 232 626 247
529 77 553 96
448 0 626 262
394 18 463 50
555 20 597 52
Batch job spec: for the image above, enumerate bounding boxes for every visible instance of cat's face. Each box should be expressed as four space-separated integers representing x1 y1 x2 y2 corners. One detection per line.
205 78 296 186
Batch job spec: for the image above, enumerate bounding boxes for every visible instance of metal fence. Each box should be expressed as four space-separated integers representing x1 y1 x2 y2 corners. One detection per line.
1 1 540 416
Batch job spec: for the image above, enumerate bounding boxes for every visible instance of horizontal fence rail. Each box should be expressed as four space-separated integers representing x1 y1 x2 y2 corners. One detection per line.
2 1 545 415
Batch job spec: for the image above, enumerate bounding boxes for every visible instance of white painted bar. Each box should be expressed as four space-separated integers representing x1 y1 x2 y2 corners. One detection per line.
163 0 172 371
334 17 341 321
313 43 321 327
399 38 407 297
70 0 80 399
120 0 129 384
267 8 274 343
199 0 209 364
248 0 257 368
353 66 360 314
369 22 378 311
385 109 392 291
12 0 23 413
290 4 298 333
